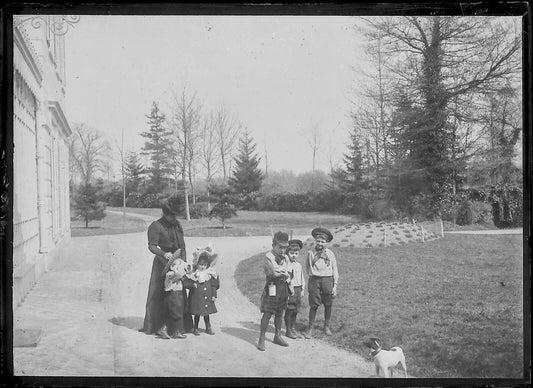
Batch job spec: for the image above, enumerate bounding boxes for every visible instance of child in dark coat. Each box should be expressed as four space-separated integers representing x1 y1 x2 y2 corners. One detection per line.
183 248 219 335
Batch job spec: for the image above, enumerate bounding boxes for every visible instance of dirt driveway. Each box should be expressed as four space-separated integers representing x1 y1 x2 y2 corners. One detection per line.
14 213 375 377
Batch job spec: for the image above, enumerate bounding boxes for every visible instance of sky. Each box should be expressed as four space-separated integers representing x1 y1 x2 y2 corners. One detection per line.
64 15 368 178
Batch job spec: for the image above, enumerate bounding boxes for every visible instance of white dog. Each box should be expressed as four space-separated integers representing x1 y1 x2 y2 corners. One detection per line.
364 337 407 378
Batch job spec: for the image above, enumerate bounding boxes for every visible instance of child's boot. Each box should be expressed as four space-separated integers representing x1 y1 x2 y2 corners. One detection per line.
303 324 314 339
156 325 171 339
285 313 296 339
323 320 332 336
273 329 289 347
205 322 215 335
292 313 302 338
257 333 266 351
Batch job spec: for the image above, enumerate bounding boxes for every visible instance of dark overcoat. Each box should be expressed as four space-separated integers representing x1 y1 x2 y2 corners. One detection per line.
183 276 219 316
140 217 192 334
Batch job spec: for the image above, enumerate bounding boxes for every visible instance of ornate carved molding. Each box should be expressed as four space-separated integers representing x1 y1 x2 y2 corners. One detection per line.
14 15 80 36
48 100 72 137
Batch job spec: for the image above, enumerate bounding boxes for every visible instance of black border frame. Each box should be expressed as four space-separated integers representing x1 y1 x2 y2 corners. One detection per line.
1 2 531 387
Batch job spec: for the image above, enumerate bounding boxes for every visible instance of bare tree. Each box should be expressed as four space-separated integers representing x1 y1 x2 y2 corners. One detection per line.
168 86 202 221
307 124 322 193
69 123 109 185
187 123 201 205
200 112 221 211
361 16 521 196
351 29 395 180
214 105 240 182
264 141 269 176
113 129 127 216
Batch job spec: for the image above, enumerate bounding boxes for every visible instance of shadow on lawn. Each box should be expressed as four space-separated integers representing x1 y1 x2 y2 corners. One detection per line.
109 316 144 331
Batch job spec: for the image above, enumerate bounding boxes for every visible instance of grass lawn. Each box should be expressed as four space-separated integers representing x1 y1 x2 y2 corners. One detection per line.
70 211 147 237
235 234 524 378
107 206 361 237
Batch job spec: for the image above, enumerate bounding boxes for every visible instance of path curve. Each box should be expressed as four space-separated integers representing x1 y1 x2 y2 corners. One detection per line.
14 211 375 377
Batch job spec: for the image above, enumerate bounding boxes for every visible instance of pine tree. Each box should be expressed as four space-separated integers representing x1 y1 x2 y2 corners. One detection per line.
140 102 174 193
74 182 106 228
343 127 365 192
228 130 264 194
124 151 145 194
331 126 365 194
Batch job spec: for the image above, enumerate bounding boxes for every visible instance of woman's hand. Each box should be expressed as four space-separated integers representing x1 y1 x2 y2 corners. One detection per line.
164 252 173 261
211 296 216 302
332 285 337 298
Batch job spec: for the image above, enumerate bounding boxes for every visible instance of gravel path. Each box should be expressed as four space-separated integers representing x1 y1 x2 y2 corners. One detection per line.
14 212 375 377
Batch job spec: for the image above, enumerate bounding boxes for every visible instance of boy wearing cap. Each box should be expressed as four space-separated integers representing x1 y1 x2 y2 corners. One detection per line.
284 239 305 339
257 231 291 351
304 227 339 338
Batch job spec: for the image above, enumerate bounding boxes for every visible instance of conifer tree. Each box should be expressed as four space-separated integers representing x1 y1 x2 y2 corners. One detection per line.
140 102 173 193
331 126 365 194
124 151 145 194
228 130 264 194
74 182 106 228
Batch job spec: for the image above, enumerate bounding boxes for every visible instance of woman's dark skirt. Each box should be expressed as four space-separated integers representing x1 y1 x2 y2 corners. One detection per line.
260 278 289 314
140 256 166 334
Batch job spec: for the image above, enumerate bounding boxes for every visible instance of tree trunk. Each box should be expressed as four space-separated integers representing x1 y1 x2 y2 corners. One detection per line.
122 175 126 217
221 154 227 182
184 189 190 221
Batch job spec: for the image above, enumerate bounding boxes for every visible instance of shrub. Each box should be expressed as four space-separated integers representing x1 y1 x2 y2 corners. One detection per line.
96 183 124 207
209 198 237 228
234 191 261 210
312 190 345 212
189 203 209 219
141 193 161 208
407 193 434 220
488 184 523 228
125 192 142 207
367 199 399 221
456 200 493 225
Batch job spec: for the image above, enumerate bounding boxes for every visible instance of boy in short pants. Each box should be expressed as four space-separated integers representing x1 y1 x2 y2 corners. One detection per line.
304 227 339 338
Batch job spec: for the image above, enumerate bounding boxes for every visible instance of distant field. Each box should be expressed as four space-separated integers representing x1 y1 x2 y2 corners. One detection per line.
70 211 147 237
107 207 361 237
235 234 524 378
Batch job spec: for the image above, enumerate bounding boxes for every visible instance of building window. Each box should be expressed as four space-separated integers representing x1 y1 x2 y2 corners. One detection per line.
14 70 37 118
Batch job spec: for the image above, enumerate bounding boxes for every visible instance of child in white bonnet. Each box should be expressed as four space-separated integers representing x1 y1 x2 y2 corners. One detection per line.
183 244 219 335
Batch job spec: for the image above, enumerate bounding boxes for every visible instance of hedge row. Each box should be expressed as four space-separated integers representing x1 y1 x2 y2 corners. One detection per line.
94 183 522 227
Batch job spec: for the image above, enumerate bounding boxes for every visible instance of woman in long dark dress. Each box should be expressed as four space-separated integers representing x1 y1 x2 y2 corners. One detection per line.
139 199 190 338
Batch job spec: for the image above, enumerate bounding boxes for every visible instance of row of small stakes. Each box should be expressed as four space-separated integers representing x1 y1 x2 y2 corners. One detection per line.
303 222 440 249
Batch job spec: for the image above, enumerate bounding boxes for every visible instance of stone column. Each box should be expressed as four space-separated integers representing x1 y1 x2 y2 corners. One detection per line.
35 103 51 253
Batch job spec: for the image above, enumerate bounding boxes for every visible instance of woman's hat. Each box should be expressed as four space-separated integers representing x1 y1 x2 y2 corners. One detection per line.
162 195 182 216
287 239 303 250
311 227 333 242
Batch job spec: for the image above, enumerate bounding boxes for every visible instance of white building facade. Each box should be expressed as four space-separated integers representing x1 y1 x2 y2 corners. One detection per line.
12 16 73 307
